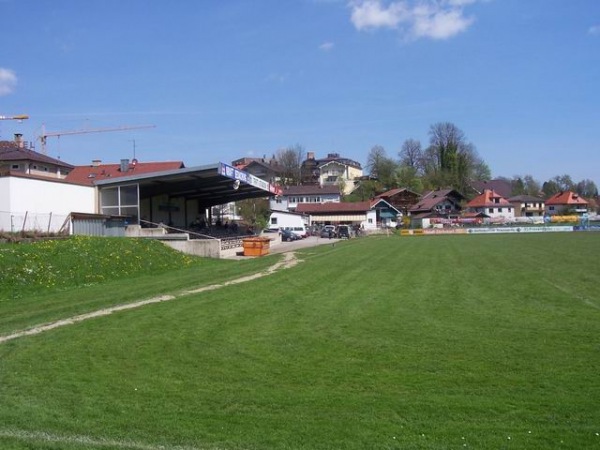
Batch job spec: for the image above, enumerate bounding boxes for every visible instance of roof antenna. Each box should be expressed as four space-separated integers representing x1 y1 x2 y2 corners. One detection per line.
130 139 136 160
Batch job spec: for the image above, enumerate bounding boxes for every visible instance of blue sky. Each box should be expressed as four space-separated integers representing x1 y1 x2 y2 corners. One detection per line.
1 0 599 187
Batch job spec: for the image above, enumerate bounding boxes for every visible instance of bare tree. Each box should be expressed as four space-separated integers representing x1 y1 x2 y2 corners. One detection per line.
366 145 387 177
398 138 423 173
276 144 305 186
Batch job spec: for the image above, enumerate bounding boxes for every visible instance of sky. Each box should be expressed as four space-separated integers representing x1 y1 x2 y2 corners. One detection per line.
1 0 599 187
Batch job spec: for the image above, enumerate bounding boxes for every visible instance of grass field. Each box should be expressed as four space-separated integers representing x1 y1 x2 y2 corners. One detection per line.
1 233 599 449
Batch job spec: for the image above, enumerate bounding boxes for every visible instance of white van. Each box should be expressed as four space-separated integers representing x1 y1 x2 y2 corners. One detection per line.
268 211 309 238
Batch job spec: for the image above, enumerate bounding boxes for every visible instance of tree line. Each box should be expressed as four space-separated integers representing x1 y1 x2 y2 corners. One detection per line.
273 122 598 202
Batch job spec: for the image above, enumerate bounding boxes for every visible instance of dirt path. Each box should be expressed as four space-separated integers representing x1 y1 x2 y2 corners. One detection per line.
0 252 300 345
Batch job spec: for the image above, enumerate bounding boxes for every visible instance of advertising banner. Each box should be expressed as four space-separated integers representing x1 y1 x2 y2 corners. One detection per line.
219 162 282 195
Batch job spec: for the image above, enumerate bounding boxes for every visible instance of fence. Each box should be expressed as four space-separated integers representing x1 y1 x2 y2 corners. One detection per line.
0 211 69 233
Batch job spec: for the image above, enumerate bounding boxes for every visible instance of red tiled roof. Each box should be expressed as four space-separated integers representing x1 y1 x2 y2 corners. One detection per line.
65 161 184 185
466 189 511 208
296 201 371 214
545 191 588 206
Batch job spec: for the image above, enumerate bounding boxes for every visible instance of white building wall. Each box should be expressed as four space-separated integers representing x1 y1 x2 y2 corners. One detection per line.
363 210 377 230
0 176 95 232
474 206 515 221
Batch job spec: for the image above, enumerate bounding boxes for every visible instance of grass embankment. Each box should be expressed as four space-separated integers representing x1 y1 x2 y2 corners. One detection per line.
0 236 276 334
1 233 599 449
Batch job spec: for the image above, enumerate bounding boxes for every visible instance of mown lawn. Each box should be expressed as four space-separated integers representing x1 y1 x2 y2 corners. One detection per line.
0 236 277 334
1 233 599 449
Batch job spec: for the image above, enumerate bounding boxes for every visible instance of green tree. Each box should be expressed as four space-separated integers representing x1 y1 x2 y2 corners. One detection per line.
542 180 561 197
423 122 487 194
366 145 397 190
235 198 270 231
511 175 542 197
396 165 423 193
345 179 383 202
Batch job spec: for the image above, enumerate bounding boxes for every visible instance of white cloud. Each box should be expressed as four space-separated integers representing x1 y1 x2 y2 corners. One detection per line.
350 0 409 30
349 0 479 40
319 41 335 51
0 68 17 96
411 3 474 39
589 25 600 36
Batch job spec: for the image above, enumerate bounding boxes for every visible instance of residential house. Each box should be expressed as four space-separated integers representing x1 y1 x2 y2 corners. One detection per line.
508 195 545 217
0 135 88 232
296 198 400 230
408 189 465 227
231 158 282 186
301 152 363 195
544 191 588 216
374 188 420 215
466 189 515 221
1 134 74 179
270 184 341 212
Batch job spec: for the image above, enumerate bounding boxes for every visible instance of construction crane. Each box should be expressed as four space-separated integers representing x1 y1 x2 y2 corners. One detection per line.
39 123 156 154
0 114 29 121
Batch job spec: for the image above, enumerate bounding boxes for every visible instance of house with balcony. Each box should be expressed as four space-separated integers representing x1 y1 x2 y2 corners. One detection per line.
270 184 341 212
466 189 515 222
544 191 588 216
408 189 465 227
374 188 421 215
301 152 363 195
508 195 545 217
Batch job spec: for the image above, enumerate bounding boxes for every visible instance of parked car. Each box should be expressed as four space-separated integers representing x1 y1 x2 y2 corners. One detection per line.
337 225 351 239
284 226 308 239
320 225 336 238
281 229 300 242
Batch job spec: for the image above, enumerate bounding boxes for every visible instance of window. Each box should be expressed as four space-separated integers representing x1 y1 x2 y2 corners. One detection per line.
498 208 503 213
271 217 277 225
488 208 493 214
508 208 512 213
11 164 19 170
549 206 555 211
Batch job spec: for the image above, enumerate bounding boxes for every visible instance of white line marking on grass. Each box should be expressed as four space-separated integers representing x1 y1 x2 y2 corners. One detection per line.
547 280 600 310
0 252 299 345
0 428 209 450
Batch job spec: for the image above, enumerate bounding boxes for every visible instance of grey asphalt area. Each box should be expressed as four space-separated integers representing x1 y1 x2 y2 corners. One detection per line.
222 235 341 259
268 235 340 254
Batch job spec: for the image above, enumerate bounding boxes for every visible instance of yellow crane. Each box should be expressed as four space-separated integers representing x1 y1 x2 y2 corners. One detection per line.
39 123 156 154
